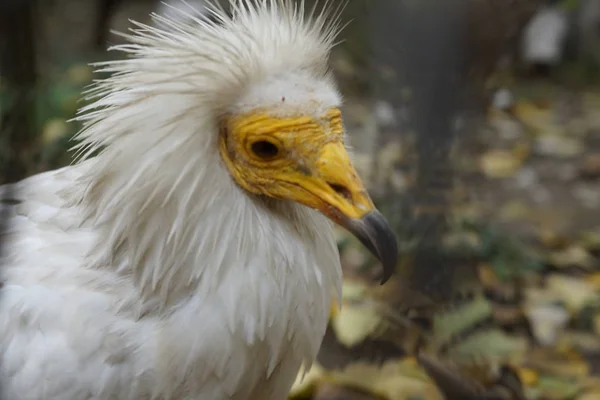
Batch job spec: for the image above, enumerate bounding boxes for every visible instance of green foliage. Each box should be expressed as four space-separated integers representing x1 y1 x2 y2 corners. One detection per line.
458 220 545 281
561 0 579 11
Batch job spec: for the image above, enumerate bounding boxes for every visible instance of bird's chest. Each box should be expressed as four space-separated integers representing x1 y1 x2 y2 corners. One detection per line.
152 270 332 400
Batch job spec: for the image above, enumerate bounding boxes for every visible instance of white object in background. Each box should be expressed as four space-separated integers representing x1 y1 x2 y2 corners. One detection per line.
491 87 514 111
522 5 569 66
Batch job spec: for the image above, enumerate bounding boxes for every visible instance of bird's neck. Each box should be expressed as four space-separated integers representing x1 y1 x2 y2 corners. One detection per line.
70 111 341 316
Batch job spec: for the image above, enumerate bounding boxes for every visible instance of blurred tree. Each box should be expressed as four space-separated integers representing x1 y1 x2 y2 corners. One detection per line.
369 0 472 306
366 0 543 397
369 0 544 307
0 0 39 184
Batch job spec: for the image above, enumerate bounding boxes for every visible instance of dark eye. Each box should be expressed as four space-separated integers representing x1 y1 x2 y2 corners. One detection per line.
251 140 279 160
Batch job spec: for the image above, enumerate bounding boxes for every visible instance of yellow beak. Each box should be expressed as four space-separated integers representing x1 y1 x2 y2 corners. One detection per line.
283 141 398 284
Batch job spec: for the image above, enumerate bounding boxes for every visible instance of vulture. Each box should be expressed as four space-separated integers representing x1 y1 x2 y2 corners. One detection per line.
0 1 397 399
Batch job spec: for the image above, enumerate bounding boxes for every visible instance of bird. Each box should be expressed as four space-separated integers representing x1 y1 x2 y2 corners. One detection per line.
0 1 398 399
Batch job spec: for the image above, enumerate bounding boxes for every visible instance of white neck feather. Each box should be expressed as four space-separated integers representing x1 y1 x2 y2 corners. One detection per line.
69 91 340 318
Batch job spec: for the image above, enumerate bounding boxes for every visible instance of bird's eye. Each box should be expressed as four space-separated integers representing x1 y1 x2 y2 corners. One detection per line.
251 140 279 160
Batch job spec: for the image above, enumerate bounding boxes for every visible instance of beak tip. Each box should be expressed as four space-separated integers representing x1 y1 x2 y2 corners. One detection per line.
380 266 394 285
348 211 398 285
377 233 397 286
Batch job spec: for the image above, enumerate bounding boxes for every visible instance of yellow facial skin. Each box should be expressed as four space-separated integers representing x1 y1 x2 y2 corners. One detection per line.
219 108 375 224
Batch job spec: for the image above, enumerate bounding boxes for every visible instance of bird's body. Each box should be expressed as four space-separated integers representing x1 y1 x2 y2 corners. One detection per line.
1 159 337 399
0 1 396 399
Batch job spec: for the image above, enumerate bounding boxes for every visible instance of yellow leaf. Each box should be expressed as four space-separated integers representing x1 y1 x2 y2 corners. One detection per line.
580 231 600 251
331 304 381 347
479 150 523 178
546 274 600 313
515 366 539 387
328 360 443 400
289 364 326 399
331 280 383 347
586 272 600 289
549 246 595 269
341 280 369 299
513 101 558 136
577 391 600 400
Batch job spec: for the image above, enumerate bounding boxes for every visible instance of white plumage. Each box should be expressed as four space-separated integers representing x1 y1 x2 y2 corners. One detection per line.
0 1 396 399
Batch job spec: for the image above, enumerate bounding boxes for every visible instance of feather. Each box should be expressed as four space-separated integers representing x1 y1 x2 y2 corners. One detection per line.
0 1 345 399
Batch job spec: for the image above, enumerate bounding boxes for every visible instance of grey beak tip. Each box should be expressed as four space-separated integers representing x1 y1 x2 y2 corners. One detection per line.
349 211 398 285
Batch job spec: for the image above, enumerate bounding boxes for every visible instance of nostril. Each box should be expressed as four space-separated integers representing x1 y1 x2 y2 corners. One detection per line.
328 182 352 202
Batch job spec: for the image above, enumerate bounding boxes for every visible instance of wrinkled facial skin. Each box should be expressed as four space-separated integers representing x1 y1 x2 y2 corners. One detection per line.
219 107 398 284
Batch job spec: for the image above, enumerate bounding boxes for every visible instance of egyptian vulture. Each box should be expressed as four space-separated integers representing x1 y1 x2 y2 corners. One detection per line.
0 1 397 399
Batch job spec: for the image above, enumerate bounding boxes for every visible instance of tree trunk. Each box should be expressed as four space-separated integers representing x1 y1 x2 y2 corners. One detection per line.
0 0 39 184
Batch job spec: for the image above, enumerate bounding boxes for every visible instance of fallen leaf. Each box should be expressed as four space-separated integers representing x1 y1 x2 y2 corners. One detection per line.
289 363 327 399
559 331 600 353
536 134 584 158
480 150 524 178
549 246 595 269
447 329 528 364
328 360 443 400
580 230 600 251
546 274 600 313
527 349 590 379
515 366 539 387
330 280 383 347
538 228 571 249
313 383 378 400
530 375 582 400
513 101 551 128
585 272 600 289
514 100 566 140
525 303 570 346
577 390 600 400
433 295 493 346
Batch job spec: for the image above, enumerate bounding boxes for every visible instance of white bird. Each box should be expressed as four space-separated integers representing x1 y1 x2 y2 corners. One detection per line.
0 1 397 399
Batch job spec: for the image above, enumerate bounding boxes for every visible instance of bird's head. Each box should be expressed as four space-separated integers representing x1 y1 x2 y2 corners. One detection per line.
75 0 397 284
219 74 397 283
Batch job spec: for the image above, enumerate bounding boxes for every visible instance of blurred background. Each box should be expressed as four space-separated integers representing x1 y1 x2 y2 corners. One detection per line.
2 0 600 399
